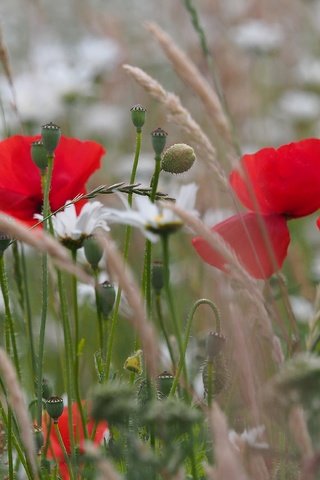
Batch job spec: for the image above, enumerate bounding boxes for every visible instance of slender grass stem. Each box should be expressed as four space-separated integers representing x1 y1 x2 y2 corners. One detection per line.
7 410 14 480
155 294 176 369
54 422 75 480
105 129 142 382
0 255 21 380
71 249 88 439
20 244 36 375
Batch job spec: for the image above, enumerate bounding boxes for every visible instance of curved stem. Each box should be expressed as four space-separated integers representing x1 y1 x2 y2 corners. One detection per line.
105 129 142 381
71 249 88 439
170 298 220 397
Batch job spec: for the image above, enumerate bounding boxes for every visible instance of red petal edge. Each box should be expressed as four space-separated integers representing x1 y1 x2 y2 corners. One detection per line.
192 212 290 279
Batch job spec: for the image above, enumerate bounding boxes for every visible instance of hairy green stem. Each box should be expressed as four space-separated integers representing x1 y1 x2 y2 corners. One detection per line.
54 422 75 480
71 249 88 439
105 129 142 382
20 244 36 375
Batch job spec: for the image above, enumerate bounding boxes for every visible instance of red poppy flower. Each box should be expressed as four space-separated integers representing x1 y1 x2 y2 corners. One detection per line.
192 213 290 279
43 402 108 480
230 139 320 218
0 135 105 225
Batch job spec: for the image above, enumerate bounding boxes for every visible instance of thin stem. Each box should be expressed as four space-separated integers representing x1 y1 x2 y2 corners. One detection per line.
36 155 54 426
56 270 75 456
155 294 176 369
150 154 161 202
105 129 142 381
71 249 88 439
170 298 220 397
161 234 187 393
0 254 21 379
7 410 14 480
54 422 75 480
20 244 36 375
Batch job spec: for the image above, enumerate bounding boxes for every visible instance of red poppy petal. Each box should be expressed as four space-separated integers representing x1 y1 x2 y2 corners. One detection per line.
192 213 290 279
230 139 320 218
50 137 105 212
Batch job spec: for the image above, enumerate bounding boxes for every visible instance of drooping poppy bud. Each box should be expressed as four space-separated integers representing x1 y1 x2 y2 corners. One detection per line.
84 236 103 270
206 331 226 360
161 143 196 174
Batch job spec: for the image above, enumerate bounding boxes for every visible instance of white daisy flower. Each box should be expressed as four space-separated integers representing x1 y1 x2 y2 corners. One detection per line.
35 201 110 249
106 183 198 242
229 425 269 452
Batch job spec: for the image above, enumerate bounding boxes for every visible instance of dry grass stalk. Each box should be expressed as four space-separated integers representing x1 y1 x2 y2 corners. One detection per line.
146 22 233 146
122 64 228 190
85 442 123 480
97 232 159 377
0 26 14 88
0 214 93 284
289 406 313 458
0 348 39 479
207 403 249 480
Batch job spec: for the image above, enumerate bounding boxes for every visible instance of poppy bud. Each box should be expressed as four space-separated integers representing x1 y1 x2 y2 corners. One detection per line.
96 281 116 318
84 236 103 270
41 122 61 154
151 261 164 293
151 127 168 156
161 143 196 174
46 396 64 423
130 104 146 132
157 371 174 398
31 141 48 171
202 356 229 398
0 233 11 255
124 349 143 375
33 426 44 453
206 331 226 360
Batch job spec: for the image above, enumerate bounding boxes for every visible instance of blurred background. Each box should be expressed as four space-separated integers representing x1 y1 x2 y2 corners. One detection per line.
0 0 320 397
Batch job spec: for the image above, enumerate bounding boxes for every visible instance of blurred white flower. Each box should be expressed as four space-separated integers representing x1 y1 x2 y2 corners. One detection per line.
35 201 110 248
295 58 320 88
106 183 198 242
289 295 314 323
229 425 269 451
231 20 283 54
278 90 320 122
76 37 121 78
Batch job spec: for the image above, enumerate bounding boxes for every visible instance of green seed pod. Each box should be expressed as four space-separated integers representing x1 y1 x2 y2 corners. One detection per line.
96 281 116 318
157 371 174 398
151 127 168 155
84 236 103 270
31 141 48 170
161 143 196 174
33 426 44 452
202 356 229 398
151 261 164 293
206 331 226 360
124 349 143 375
41 122 61 154
46 396 64 422
130 104 146 132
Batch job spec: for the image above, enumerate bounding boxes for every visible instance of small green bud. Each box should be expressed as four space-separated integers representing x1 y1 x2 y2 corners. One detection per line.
157 371 174 398
161 143 196 174
96 281 116 318
202 356 229 397
151 127 168 155
0 233 11 255
31 141 48 170
206 331 226 360
41 122 61 154
130 104 146 132
46 396 64 423
84 236 103 270
33 426 44 453
151 261 164 293
124 350 143 375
